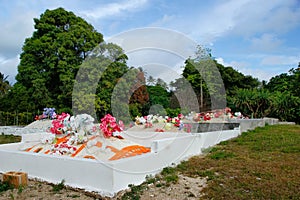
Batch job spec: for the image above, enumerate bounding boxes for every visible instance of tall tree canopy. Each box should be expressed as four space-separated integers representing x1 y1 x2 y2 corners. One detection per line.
73 42 129 118
15 7 103 111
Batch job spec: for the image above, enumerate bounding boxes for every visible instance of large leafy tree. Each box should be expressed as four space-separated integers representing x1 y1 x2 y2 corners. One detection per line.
270 91 300 122
265 65 300 123
266 67 300 96
72 42 129 119
15 7 103 111
217 63 260 96
179 46 226 111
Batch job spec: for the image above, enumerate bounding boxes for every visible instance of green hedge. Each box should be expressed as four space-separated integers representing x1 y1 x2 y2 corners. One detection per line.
0 111 34 126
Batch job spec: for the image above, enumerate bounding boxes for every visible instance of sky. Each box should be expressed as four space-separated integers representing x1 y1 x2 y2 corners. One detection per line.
0 0 300 84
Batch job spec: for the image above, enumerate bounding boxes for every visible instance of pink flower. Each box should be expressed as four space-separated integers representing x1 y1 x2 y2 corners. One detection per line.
118 120 125 131
50 113 70 134
100 114 122 138
178 113 184 119
166 117 172 123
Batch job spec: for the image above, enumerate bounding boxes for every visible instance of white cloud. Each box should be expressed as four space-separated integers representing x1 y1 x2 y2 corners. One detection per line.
231 0 300 36
216 57 273 80
260 55 299 66
81 0 148 19
0 55 19 84
150 0 300 45
216 57 248 69
250 34 283 52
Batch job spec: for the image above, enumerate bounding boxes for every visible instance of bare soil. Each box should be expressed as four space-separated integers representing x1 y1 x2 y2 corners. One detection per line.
0 174 207 200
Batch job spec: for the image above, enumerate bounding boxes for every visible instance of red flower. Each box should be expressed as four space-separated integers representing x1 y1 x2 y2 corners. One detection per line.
166 117 172 123
178 113 184 119
100 114 122 138
204 113 211 121
50 113 70 134
174 118 181 127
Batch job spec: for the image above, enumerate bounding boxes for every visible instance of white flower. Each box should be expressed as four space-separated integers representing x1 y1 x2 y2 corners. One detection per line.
41 135 55 144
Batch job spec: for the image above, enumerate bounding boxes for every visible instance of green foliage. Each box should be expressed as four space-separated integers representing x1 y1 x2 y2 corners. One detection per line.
145 175 157 184
147 85 170 109
269 91 300 122
161 167 179 183
0 111 34 126
0 181 14 193
129 104 142 120
265 67 300 123
122 184 145 200
52 179 65 192
10 7 103 112
165 108 181 117
17 185 24 194
0 83 34 112
217 64 259 96
0 72 11 97
72 41 130 119
233 88 272 118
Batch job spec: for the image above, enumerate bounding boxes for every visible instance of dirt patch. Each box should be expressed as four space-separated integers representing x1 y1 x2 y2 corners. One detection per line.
0 174 207 200
135 174 207 200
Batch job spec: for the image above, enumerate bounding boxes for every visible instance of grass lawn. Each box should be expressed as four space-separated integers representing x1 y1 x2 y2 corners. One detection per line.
0 134 21 144
175 124 300 199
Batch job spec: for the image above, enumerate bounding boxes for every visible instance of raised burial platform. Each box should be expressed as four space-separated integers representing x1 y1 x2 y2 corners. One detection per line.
0 127 240 197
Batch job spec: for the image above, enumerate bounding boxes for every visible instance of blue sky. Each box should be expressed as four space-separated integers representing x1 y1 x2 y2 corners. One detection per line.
0 0 299 84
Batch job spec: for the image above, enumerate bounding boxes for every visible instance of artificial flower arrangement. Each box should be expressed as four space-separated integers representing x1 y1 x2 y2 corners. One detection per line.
23 113 153 160
133 113 191 132
35 107 57 120
99 114 123 137
165 113 184 128
191 107 238 123
33 113 125 156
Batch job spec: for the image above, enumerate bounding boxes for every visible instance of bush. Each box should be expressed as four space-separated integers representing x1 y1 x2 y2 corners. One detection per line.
0 111 34 126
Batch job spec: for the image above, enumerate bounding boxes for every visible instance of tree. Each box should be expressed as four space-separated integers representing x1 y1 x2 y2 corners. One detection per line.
147 75 156 86
217 63 260 96
181 46 226 111
233 88 272 118
14 7 103 111
0 72 10 96
265 65 300 123
146 85 170 109
156 78 168 90
265 73 290 93
73 42 129 119
269 91 300 122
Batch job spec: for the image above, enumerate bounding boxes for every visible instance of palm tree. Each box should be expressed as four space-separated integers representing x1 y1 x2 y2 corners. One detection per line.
147 75 156 86
0 72 11 96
